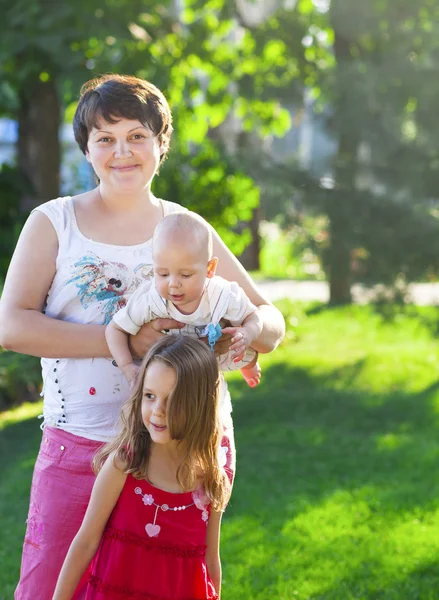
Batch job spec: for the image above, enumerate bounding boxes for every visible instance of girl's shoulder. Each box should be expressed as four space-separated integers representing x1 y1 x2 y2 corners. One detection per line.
112 450 130 473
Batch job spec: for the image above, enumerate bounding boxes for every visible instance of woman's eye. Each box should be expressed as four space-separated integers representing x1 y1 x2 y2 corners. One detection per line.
98 137 112 143
132 134 145 140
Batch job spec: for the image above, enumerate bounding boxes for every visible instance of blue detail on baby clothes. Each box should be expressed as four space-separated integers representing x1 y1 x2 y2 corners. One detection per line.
206 323 222 352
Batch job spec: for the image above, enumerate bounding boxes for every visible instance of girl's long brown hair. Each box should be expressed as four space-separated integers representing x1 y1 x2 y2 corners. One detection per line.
94 335 230 511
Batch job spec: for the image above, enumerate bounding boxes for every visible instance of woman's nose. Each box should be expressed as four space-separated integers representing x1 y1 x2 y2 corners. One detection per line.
114 140 133 158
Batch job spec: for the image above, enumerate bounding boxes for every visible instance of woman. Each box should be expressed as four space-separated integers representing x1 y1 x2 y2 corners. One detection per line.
0 73 285 600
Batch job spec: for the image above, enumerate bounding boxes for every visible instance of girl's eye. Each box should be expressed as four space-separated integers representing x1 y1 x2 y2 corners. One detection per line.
144 393 155 399
181 274 192 279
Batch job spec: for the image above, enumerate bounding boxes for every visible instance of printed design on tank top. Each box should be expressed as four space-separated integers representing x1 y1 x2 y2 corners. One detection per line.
67 253 153 324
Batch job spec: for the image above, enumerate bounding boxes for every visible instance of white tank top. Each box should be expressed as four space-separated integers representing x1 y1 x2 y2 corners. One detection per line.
35 196 232 442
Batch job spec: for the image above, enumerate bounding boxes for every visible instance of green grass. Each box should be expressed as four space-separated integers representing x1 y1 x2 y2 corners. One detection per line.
2 302 439 598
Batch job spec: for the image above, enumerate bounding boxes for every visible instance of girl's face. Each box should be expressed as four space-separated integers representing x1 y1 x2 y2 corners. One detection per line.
141 360 177 445
86 118 164 194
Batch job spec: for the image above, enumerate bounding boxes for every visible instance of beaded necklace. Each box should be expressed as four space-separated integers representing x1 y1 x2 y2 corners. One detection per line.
134 486 208 538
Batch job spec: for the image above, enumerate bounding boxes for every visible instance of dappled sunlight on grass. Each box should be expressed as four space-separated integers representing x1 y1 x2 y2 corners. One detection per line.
0 400 43 430
220 303 439 597
375 432 411 451
224 485 439 599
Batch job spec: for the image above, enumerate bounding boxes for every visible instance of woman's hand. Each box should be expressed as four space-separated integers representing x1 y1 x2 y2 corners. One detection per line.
129 318 184 359
209 331 233 357
220 327 249 362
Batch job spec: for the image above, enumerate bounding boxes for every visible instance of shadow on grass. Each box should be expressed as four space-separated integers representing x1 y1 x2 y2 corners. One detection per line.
222 360 439 599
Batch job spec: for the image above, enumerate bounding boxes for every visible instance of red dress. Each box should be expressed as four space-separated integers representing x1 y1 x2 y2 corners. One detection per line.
85 474 218 600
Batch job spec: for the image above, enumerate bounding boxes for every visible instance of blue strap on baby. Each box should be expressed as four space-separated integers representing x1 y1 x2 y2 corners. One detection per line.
206 323 222 352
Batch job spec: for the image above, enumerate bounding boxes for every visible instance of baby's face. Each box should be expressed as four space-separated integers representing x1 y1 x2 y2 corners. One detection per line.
153 241 215 315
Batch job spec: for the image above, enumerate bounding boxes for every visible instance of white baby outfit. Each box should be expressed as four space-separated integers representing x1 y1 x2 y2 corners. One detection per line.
113 276 257 371
33 196 234 442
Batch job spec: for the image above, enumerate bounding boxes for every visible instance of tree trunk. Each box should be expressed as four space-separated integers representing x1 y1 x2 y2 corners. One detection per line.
17 77 61 214
238 207 261 271
328 16 356 304
235 130 261 271
327 190 352 304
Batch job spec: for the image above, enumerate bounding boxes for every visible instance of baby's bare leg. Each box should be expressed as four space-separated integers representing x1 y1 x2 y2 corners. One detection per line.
240 354 261 388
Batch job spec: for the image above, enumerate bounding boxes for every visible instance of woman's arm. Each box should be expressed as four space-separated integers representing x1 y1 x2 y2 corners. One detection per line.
205 509 223 598
52 454 127 600
0 212 182 358
212 230 285 353
0 211 109 358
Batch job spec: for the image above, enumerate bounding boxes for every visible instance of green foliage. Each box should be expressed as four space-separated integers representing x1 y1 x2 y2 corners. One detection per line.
153 140 259 254
258 219 326 281
321 0 439 287
0 0 299 244
0 0 153 112
253 0 439 291
0 164 31 282
0 349 40 411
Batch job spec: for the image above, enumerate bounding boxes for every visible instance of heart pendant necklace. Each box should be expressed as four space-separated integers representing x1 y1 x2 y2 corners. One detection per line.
134 486 194 538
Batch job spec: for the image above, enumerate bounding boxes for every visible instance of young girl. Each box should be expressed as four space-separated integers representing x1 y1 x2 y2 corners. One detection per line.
53 335 231 600
0 74 284 599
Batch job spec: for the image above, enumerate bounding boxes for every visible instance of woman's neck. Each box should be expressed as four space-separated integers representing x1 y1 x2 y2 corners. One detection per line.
97 184 159 214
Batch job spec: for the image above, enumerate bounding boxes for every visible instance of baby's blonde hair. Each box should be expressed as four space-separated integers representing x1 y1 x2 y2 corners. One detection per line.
153 212 213 259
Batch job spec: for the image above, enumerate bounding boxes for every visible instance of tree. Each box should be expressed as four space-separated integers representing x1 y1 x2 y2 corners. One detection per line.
0 0 294 257
270 0 439 302
0 0 159 210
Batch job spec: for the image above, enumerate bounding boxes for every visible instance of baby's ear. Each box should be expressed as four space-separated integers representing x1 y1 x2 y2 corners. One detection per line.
207 257 218 278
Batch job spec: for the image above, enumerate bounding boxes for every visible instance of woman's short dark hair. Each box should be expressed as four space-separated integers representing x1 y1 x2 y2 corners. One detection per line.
73 74 173 164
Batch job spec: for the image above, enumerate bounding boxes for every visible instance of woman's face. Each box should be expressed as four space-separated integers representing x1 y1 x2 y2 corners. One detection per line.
86 118 164 193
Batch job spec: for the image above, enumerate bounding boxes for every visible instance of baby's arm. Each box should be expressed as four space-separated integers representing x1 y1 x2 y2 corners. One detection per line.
52 453 127 600
221 309 263 363
106 281 156 385
205 509 223 598
105 320 139 385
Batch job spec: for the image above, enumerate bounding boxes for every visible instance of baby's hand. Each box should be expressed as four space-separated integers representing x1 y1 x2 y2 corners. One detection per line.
122 363 140 390
221 326 250 363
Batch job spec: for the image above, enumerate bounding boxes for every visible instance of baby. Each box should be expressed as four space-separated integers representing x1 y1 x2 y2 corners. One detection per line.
106 211 262 388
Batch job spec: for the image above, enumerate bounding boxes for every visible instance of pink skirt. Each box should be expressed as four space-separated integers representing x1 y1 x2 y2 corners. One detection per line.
14 427 103 600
